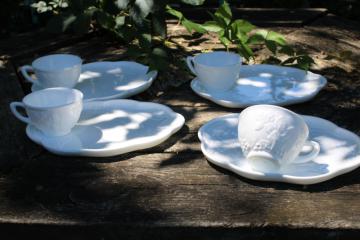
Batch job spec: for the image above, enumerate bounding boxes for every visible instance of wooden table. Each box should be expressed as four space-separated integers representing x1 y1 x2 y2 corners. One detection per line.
0 10 359 239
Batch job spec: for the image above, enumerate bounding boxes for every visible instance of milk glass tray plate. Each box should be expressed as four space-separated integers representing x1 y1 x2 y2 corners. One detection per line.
32 61 157 101
198 113 360 185
26 100 185 157
191 64 327 108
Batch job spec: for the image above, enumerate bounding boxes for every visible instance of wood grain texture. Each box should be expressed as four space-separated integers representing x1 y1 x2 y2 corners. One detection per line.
0 60 42 170
0 12 359 239
0 151 359 229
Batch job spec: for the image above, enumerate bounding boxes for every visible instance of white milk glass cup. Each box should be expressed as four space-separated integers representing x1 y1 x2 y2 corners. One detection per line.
10 88 83 136
238 105 320 172
20 54 82 88
186 51 242 91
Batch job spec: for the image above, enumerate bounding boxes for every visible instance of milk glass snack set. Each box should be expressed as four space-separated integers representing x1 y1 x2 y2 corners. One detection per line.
11 52 360 185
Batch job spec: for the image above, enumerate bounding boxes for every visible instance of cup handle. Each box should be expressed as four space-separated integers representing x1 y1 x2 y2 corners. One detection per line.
146 70 158 81
10 102 31 125
293 140 320 164
20 65 38 85
186 56 197 75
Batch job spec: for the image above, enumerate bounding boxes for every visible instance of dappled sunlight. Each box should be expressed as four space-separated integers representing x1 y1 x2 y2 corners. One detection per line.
30 101 184 156
1 1 360 234
191 64 327 108
237 78 267 87
67 62 153 100
199 113 360 184
79 70 102 82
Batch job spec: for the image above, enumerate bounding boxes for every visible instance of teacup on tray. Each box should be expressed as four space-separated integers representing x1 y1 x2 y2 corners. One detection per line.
10 88 83 136
238 105 320 172
186 51 242 91
20 54 82 89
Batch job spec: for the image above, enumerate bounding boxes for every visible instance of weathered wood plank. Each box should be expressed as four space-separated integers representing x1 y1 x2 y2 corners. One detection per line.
154 87 359 136
0 60 42 170
0 152 359 228
0 30 95 60
285 14 360 72
1 224 359 240
0 11 359 239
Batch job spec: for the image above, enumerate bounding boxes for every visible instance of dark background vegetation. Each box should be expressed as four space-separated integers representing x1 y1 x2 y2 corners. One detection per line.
1 0 359 38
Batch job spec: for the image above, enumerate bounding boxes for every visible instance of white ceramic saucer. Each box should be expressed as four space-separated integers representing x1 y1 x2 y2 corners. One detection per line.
26 100 185 157
191 64 327 108
198 113 360 185
32 61 157 101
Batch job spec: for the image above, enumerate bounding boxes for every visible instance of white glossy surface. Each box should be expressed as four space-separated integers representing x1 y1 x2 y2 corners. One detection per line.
199 114 360 185
26 100 185 157
187 51 242 91
11 88 83 136
21 54 82 88
32 54 82 72
32 61 157 101
191 64 327 107
238 105 319 171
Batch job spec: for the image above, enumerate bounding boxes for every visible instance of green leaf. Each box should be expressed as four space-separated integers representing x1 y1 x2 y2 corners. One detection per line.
247 33 265 45
72 13 91 34
138 33 152 50
182 19 206 34
152 47 167 58
99 0 119 15
149 57 168 71
115 0 130 10
296 55 314 70
208 11 227 28
115 16 125 29
231 19 255 34
265 40 277 54
281 56 297 65
278 45 295 56
219 35 231 48
152 13 167 38
130 0 154 25
46 14 77 33
202 21 222 32
61 14 77 30
85 6 98 17
80 0 97 9
125 45 146 58
235 31 249 44
166 5 183 20
262 56 282 65
254 29 268 39
266 31 287 46
180 0 206 6
134 0 154 18
96 10 115 30
237 41 253 60
214 1 232 26
229 20 253 43
115 25 135 42
149 47 169 71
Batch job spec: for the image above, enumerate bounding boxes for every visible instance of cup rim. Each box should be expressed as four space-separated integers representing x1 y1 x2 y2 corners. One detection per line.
242 104 302 119
23 87 83 110
193 51 242 68
32 54 82 73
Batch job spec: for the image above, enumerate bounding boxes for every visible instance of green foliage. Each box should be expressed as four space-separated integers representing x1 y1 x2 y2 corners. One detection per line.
32 0 314 71
168 1 314 70
166 5 206 34
31 0 207 72
32 0 69 14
